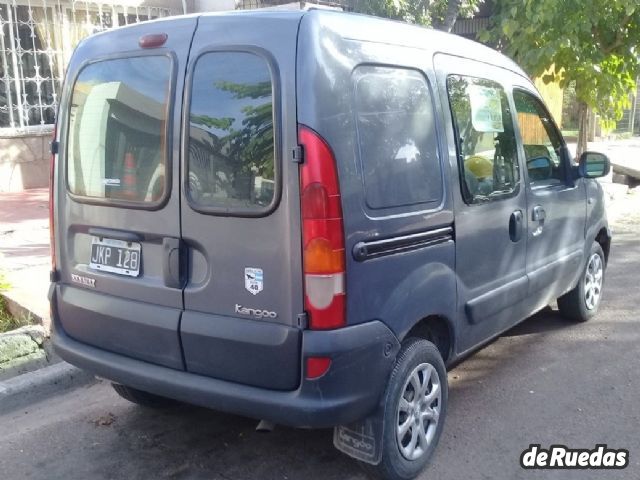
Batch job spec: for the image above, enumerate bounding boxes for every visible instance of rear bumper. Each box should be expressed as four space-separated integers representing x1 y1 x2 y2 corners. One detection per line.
50 284 399 428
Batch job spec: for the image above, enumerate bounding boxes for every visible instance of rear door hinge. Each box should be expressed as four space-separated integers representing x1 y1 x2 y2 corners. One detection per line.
292 145 304 164
51 140 59 155
297 312 309 329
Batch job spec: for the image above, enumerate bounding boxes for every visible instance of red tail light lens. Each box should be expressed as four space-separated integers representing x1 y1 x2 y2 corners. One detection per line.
305 356 332 379
49 126 57 272
299 125 346 330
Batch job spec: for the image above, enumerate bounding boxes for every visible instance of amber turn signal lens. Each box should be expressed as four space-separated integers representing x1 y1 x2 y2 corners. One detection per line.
304 237 345 274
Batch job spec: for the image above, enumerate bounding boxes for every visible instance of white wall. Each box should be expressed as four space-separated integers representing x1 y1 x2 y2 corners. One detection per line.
194 0 236 11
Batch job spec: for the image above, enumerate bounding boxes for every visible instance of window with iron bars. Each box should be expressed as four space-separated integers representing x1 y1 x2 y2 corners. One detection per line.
0 0 172 131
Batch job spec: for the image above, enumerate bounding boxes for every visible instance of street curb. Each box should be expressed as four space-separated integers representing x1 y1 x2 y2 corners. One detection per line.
0 361 96 414
0 292 44 327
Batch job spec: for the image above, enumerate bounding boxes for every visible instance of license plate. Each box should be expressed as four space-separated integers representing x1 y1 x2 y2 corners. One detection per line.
89 237 141 277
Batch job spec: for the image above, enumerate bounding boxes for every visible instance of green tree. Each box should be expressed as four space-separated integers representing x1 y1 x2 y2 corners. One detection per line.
348 0 484 32
479 0 640 157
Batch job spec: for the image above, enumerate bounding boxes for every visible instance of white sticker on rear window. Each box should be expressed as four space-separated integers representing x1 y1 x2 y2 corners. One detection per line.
468 85 504 133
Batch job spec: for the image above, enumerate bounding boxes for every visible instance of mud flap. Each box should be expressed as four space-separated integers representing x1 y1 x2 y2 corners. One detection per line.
333 406 386 465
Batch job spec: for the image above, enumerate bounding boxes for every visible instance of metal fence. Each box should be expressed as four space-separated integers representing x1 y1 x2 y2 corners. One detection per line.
238 0 347 10
0 0 172 131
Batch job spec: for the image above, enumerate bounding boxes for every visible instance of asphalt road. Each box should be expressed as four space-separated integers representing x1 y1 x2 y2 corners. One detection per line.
1 229 639 480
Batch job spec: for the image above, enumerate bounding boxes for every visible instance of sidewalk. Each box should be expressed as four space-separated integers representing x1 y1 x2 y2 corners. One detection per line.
591 137 640 178
0 188 50 330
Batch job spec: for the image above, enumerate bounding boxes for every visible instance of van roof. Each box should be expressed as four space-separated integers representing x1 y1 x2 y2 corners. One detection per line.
84 8 527 80
297 9 528 78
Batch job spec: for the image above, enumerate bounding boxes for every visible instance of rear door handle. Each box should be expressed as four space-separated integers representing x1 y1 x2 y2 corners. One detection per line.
163 237 186 289
509 209 523 242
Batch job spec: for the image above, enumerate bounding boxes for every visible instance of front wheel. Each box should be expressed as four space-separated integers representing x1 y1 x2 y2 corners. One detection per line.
558 241 606 322
363 338 448 480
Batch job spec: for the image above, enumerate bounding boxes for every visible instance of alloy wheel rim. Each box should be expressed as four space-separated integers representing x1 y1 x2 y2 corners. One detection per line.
584 253 603 310
396 362 441 461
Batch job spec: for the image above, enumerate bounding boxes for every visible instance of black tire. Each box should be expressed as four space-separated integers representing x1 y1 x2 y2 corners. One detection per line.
362 338 448 480
112 383 180 408
558 241 606 322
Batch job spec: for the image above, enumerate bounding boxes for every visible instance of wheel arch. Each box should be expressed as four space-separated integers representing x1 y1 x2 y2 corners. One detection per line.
595 227 611 264
402 315 455 365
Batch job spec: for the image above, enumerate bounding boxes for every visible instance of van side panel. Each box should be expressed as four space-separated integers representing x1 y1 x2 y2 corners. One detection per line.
297 12 457 344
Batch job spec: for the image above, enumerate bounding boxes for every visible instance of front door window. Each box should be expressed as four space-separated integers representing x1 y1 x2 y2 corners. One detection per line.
513 90 566 186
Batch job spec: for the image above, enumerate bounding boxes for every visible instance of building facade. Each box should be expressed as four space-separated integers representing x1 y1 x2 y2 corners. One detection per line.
0 0 343 191
0 0 181 191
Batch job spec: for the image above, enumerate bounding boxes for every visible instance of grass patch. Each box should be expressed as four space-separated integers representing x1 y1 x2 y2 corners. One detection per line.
0 271 9 291
561 130 579 139
0 296 32 333
0 273 33 333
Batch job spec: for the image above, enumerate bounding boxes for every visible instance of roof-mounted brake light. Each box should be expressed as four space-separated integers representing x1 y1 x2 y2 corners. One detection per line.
139 33 168 49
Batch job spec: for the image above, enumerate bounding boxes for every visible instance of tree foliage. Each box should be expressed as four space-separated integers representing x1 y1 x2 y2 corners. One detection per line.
348 0 484 31
480 0 640 154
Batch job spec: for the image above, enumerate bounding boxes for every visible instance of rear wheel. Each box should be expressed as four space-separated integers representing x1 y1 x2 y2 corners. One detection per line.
558 241 605 322
362 338 447 480
112 383 180 408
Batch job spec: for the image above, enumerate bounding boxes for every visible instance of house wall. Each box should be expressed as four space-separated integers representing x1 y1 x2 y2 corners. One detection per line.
194 0 236 11
0 0 180 192
534 74 564 128
0 131 52 192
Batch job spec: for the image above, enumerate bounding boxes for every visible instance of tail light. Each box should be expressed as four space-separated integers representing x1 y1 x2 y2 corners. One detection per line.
49 126 57 272
298 125 346 330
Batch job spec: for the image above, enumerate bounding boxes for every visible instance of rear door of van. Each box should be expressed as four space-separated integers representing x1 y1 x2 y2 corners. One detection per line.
178 13 304 390
54 18 197 369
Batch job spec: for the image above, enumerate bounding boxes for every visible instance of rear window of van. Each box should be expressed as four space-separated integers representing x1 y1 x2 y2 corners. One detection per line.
353 66 443 211
67 56 171 205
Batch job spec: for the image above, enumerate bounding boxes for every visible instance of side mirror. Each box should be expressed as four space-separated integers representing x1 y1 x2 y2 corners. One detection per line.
527 156 553 181
578 151 611 179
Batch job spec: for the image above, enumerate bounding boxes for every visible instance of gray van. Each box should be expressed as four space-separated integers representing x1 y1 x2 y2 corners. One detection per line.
50 9 612 480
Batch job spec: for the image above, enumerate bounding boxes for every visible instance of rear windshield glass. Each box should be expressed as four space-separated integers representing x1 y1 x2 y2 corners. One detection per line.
67 56 171 204
187 52 276 213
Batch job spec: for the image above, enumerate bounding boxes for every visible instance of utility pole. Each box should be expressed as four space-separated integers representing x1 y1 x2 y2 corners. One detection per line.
630 80 638 136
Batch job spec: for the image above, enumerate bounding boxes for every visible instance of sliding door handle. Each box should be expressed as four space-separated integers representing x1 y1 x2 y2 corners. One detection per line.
532 205 546 222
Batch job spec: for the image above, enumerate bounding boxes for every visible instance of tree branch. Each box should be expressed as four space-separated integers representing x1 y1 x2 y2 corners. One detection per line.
433 0 462 31
594 12 632 55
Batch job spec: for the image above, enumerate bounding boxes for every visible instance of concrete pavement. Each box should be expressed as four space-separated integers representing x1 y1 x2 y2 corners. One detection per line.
0 228 638 479
0 188 50 327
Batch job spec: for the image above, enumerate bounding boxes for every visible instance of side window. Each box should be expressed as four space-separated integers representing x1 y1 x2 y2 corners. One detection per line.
187 52 276 214
354 66 443 210
513 90 565 185
447 75 520 204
